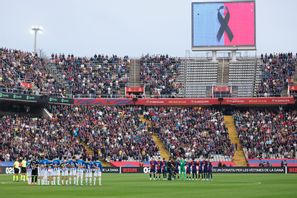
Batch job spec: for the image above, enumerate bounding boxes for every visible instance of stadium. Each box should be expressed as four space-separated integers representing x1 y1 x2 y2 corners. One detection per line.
0 0 297 198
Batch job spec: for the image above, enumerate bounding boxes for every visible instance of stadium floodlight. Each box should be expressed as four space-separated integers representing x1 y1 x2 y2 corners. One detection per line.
31 26 43 53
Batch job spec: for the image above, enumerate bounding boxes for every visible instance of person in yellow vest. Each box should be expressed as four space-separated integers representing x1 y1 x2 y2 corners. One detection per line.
21 157 27 181
13 158 20 182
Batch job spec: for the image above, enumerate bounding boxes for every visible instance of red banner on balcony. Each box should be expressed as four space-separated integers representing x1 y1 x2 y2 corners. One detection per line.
289 86 297 91
125 86 144 93
213 86 230 92
20 82 32 89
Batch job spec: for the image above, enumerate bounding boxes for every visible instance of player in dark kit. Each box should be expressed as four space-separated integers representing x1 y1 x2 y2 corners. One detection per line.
156 159 162 180
207 161 213 180
169 158 174 180
166 158 174 180
149 159 156 180
162 158 167 180
186 159 192 180
192 159 198 180
31 158 38 185
203 161 208 180
198 160 203 180
173 159 179 179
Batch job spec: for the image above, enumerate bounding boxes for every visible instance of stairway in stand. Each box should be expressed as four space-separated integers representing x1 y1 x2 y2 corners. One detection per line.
139 116 170 160
81 141 94 157
224 115 247 166
128 59 141 87
152 134 170 161
217 59 229 84
77 136 111 167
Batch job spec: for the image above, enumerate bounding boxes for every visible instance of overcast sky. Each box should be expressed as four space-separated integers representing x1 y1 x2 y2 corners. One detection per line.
1 0 297 57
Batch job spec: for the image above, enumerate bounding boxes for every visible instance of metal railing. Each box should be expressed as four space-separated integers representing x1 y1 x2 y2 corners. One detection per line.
0 86 291 99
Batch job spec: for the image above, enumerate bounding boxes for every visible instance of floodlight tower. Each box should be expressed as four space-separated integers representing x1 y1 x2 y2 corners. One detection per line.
31 26 43 53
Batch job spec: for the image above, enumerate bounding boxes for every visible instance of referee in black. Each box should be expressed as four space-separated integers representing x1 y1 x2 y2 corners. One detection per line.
31 157 38 185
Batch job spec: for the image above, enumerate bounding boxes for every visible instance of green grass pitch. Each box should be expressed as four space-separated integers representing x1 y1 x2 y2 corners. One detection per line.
0 174 297 198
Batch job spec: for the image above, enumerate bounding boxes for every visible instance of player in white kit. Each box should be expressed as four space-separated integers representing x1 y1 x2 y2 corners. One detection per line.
61 158 68 185
68 157 77 185
93 160 103 186
26 160 32 185
85 158 93 185
52 157 61 185
76 157 85 186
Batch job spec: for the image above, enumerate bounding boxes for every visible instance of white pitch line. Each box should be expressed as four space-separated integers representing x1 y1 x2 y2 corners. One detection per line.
0 181 17 185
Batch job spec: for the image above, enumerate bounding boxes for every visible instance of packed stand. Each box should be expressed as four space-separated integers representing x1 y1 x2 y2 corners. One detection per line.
0 48 64 96
257 53 296 97
147 107 233 159
48 105 159 162
0 113 87 162
140 55 182 97
234 108 297 159
50 54 129 98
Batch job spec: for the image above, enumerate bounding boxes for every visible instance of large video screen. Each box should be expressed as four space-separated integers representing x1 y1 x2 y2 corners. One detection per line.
192 1 255 51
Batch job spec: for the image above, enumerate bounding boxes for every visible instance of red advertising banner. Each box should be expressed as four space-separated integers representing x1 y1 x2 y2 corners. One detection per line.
74 97 295 106
135 98 219 106
221 97 295 105
288 167 297 174
121 167 142 173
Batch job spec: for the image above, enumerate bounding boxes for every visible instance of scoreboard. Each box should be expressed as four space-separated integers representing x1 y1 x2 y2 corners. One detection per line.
192 0 256 51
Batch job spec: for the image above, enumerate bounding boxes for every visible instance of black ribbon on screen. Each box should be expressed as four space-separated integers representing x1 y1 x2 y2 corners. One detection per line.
217 6 234 42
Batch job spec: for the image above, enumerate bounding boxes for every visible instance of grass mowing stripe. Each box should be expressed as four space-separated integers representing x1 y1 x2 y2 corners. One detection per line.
0 174 296 198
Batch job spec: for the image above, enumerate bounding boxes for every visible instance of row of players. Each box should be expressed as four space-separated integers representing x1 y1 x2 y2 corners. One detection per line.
13 156 213 185
149 158 213 181
14 157 103 186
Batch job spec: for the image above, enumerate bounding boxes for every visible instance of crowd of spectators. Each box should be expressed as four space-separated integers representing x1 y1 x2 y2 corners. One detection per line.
234 108 297 159
3 104 296 163
0 113 86 162
3 48 297 99
0 105 159 162
147 107 233 159
50 54 129 98
257 53 296 97
48 105 159 162
140 55 182 97
0 48 64 96
1 50 184 98
1 106 234 162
